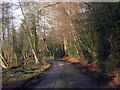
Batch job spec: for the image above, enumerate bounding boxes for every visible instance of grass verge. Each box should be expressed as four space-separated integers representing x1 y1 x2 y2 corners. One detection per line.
2 60 51 88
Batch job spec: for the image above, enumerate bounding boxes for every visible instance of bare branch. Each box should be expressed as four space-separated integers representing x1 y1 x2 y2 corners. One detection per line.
83 2 94 11
38 2 61 15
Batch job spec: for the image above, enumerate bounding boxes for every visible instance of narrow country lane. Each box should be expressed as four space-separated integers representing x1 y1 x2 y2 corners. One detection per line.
28 60 109 88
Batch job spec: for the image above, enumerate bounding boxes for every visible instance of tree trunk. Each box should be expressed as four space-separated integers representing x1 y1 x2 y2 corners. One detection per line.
28 36 40 64
63 35 68 56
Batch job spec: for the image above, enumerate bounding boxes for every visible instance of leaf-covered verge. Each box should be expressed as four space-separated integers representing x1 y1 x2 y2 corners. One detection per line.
56 57 120 88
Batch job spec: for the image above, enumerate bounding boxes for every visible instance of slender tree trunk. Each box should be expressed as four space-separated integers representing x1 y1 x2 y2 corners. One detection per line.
0 59 7 68
12 23 17 66
28 36 40 64
63 34 68 56
33 26 38 57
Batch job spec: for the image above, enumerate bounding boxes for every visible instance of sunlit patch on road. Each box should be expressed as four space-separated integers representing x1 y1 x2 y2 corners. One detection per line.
58 63 64 66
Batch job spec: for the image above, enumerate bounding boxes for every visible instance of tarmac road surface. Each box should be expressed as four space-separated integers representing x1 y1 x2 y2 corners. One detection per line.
29 60 109 88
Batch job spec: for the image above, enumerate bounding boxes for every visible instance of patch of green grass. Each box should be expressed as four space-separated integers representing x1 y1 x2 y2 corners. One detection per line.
25 70 33 73
67 45 78 58
32 66 36 69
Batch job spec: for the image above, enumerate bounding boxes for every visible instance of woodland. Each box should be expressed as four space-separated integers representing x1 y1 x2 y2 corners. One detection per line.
0 2 120 88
